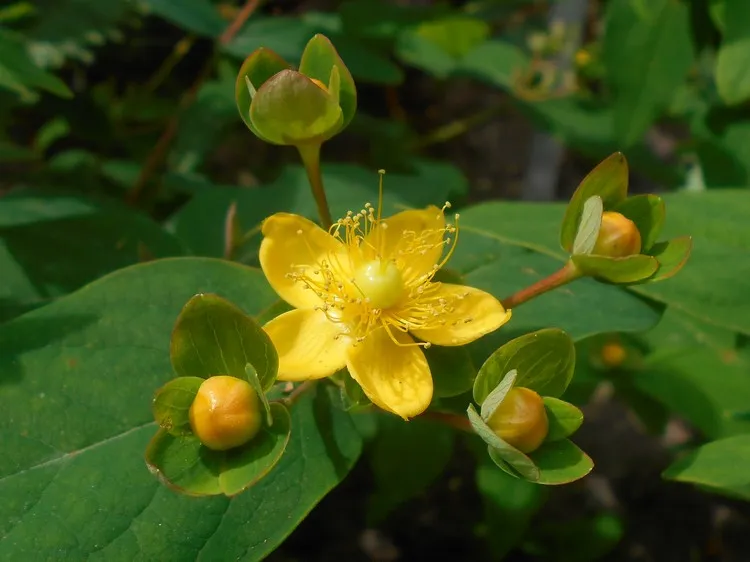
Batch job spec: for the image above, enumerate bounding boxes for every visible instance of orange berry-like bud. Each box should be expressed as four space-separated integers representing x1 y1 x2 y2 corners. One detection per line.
592 211 642 258
189 376 262 451
600 341 627 368
486 387 549 454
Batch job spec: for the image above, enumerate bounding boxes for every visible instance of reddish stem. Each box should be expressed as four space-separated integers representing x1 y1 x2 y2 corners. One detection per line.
500 261 581 309
420 410 473 433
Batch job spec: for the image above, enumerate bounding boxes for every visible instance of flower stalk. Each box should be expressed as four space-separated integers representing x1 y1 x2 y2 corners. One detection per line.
501 261 581 309
297 142 333 229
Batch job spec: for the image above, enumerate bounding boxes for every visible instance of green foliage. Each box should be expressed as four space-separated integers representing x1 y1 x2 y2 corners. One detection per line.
2 1 749 559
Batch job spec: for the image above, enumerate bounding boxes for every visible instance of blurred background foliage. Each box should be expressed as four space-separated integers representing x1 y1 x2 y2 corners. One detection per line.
3 0 750 560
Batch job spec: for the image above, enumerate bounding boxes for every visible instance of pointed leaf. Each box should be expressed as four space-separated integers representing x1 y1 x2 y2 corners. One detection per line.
543 397 584 441
572 253 659 283
572 196 603 255
145 402 291 496
486 449 524 480
474 329 576 404
468 405 540 481
663 435 750 500
235 47 291 133
299 34 357 128
645 235 693 282
152 376 204 436
615 194 665 251
245 364 272 426
561 153 629 252
170 293 278 390
529 439 593 484
481 369 517 420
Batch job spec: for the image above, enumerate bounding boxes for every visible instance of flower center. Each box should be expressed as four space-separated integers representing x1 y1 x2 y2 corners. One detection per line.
354 259 404 309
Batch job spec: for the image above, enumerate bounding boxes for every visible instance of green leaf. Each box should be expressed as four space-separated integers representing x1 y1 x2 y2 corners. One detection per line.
331 35 404 85
614 194 665 251
367 417 454 522
395 29 456 79
0 259 362 558
663 435 750 500
543 397 584 441
145 402 291 496
460 39 529 91
480 369 517 420
529 439 593 485
426 344 476 398
474 329 576 404
299 34 357 127
245 363 273 426
224 16 318 64
0 191 184 323
572 253 659 284
170 293 278 390
693 107 750 188
461 191 747 335
632 347 750 439
602 0 694 146
0 28 72 99
235 47 291 135
412 16 490 59
572 196 603 255
560 153 629 252
715 0 750 105
152 376 203 436
645 235 692 281
468 405 540 481
143 0 225 37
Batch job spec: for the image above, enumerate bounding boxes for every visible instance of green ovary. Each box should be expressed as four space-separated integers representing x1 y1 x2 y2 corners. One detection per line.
354 259 405 309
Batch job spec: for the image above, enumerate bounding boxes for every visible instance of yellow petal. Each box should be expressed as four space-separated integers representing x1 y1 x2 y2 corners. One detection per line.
264 308 348 381
411 283 511 346
346 327 433 419
260 212 342 309
365 206 445 281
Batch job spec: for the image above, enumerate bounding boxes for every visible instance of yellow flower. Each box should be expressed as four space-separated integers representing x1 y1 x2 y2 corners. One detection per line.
259 196 511 419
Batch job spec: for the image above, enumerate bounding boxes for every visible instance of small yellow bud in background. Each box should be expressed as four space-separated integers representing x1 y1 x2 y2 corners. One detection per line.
600 341 627 368
486 387 549 453
592 211 642 258
189 376 262 451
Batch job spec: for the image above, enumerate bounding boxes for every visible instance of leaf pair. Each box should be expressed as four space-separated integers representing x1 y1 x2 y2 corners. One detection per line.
469 329 592 485
561 152 692 284
146 294 290 497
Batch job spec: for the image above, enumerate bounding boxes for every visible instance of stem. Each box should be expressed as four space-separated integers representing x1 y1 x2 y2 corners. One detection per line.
281 380 319 407
420 410 473 433
501 261 582 309
219 0 264 45
297 142 333 229
411 103 506 150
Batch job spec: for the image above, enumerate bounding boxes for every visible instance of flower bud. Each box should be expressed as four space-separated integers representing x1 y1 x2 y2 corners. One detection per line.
600 341 626 368
486 387 548 453
235 35 356 147
592 211 642 258
189 376 262 451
